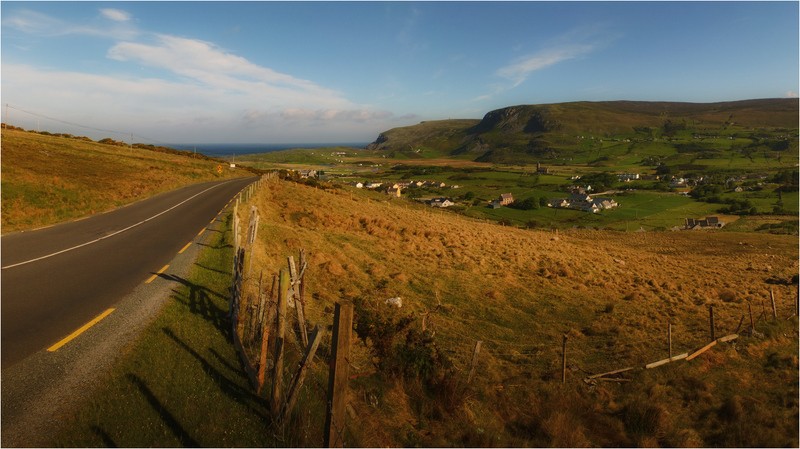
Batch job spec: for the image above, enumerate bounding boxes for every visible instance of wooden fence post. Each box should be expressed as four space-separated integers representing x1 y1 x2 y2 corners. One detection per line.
281 326 323 423
257 295 278 395
561 334 568 384
467 340 482 384
748 301 755 333
770 288 777 321
709 305 715 342
324 302 354 448
270 269 290 414
668 321 672 359
288 255 308 347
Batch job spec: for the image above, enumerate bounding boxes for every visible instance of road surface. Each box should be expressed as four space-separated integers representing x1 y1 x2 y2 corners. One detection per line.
1 176 255 368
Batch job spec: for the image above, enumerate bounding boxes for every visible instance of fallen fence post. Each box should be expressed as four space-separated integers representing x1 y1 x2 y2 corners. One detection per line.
587 366 635 379
645 353 688 369
324 302 354 448
280 325 323 423
686 340 717 361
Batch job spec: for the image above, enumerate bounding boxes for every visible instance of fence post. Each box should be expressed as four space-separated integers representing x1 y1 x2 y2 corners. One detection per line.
288 256 308 347
709 305 715 341
324 302 354 448
467 340 482 384
257 295 278 395
748 301 755 333
270 269 290 414
561 334 568 384
668 321 672 359
281 325 323 423
770 288 777 321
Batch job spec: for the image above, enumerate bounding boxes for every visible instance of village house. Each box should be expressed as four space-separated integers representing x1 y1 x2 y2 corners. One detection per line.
429 197 454 208
298 169 317 179
536 162 549 174
386 186 402 197
618 173 640 182
669 177 688 188
548 193 619 213
684 217 725 230
353 182 364 189
499 193 514 206
365 182 383 189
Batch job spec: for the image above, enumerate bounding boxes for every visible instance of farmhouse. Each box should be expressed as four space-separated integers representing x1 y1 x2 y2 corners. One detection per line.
499 193 514 206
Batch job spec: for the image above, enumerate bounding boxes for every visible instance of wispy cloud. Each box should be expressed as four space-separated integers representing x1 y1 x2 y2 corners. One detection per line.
785 91 799 98
496 44 595 88
3 8 138 39
100 8 131 22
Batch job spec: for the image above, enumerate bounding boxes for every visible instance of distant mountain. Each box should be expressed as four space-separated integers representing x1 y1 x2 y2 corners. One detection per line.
367 98 798 163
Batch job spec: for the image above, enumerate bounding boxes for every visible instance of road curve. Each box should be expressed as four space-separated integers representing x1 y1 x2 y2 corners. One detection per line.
1 176 256 368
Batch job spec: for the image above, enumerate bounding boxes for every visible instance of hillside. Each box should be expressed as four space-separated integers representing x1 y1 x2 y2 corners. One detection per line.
367 98 799 164
52 177 798 446
1 127 248 233
243 180 797 446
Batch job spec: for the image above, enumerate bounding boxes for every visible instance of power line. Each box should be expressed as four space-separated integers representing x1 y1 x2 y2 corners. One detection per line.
3 104 194 151
5 104 130 137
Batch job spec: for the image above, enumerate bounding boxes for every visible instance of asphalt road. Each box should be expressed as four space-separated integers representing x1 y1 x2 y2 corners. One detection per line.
1 176 255 368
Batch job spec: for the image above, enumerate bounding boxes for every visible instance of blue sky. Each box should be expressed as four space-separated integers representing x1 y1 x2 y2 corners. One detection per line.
2 1 798 144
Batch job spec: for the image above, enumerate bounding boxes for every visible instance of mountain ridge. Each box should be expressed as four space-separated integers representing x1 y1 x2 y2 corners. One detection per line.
367 98 799 163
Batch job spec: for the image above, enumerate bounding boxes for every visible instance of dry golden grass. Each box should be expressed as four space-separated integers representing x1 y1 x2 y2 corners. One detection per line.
236 179 798 447
1 129 246 232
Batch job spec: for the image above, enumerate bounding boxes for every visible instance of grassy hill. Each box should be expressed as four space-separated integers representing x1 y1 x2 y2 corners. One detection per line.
367 99 799 165
1 127 249 233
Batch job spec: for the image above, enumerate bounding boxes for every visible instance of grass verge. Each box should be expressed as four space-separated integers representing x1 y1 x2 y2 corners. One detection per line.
52 212 277 447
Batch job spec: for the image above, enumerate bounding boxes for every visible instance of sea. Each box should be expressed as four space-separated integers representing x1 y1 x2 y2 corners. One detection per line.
177 142 370 158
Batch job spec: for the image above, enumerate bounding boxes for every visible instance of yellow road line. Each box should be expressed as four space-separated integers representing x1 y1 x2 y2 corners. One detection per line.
47 308 115 352
178 242 192 254
196 228 205 238
145 264 170 284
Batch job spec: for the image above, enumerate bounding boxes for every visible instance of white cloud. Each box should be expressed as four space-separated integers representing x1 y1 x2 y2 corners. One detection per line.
107 34 348 110
2 10 411 142
100 9 131 22
785 91 799 98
